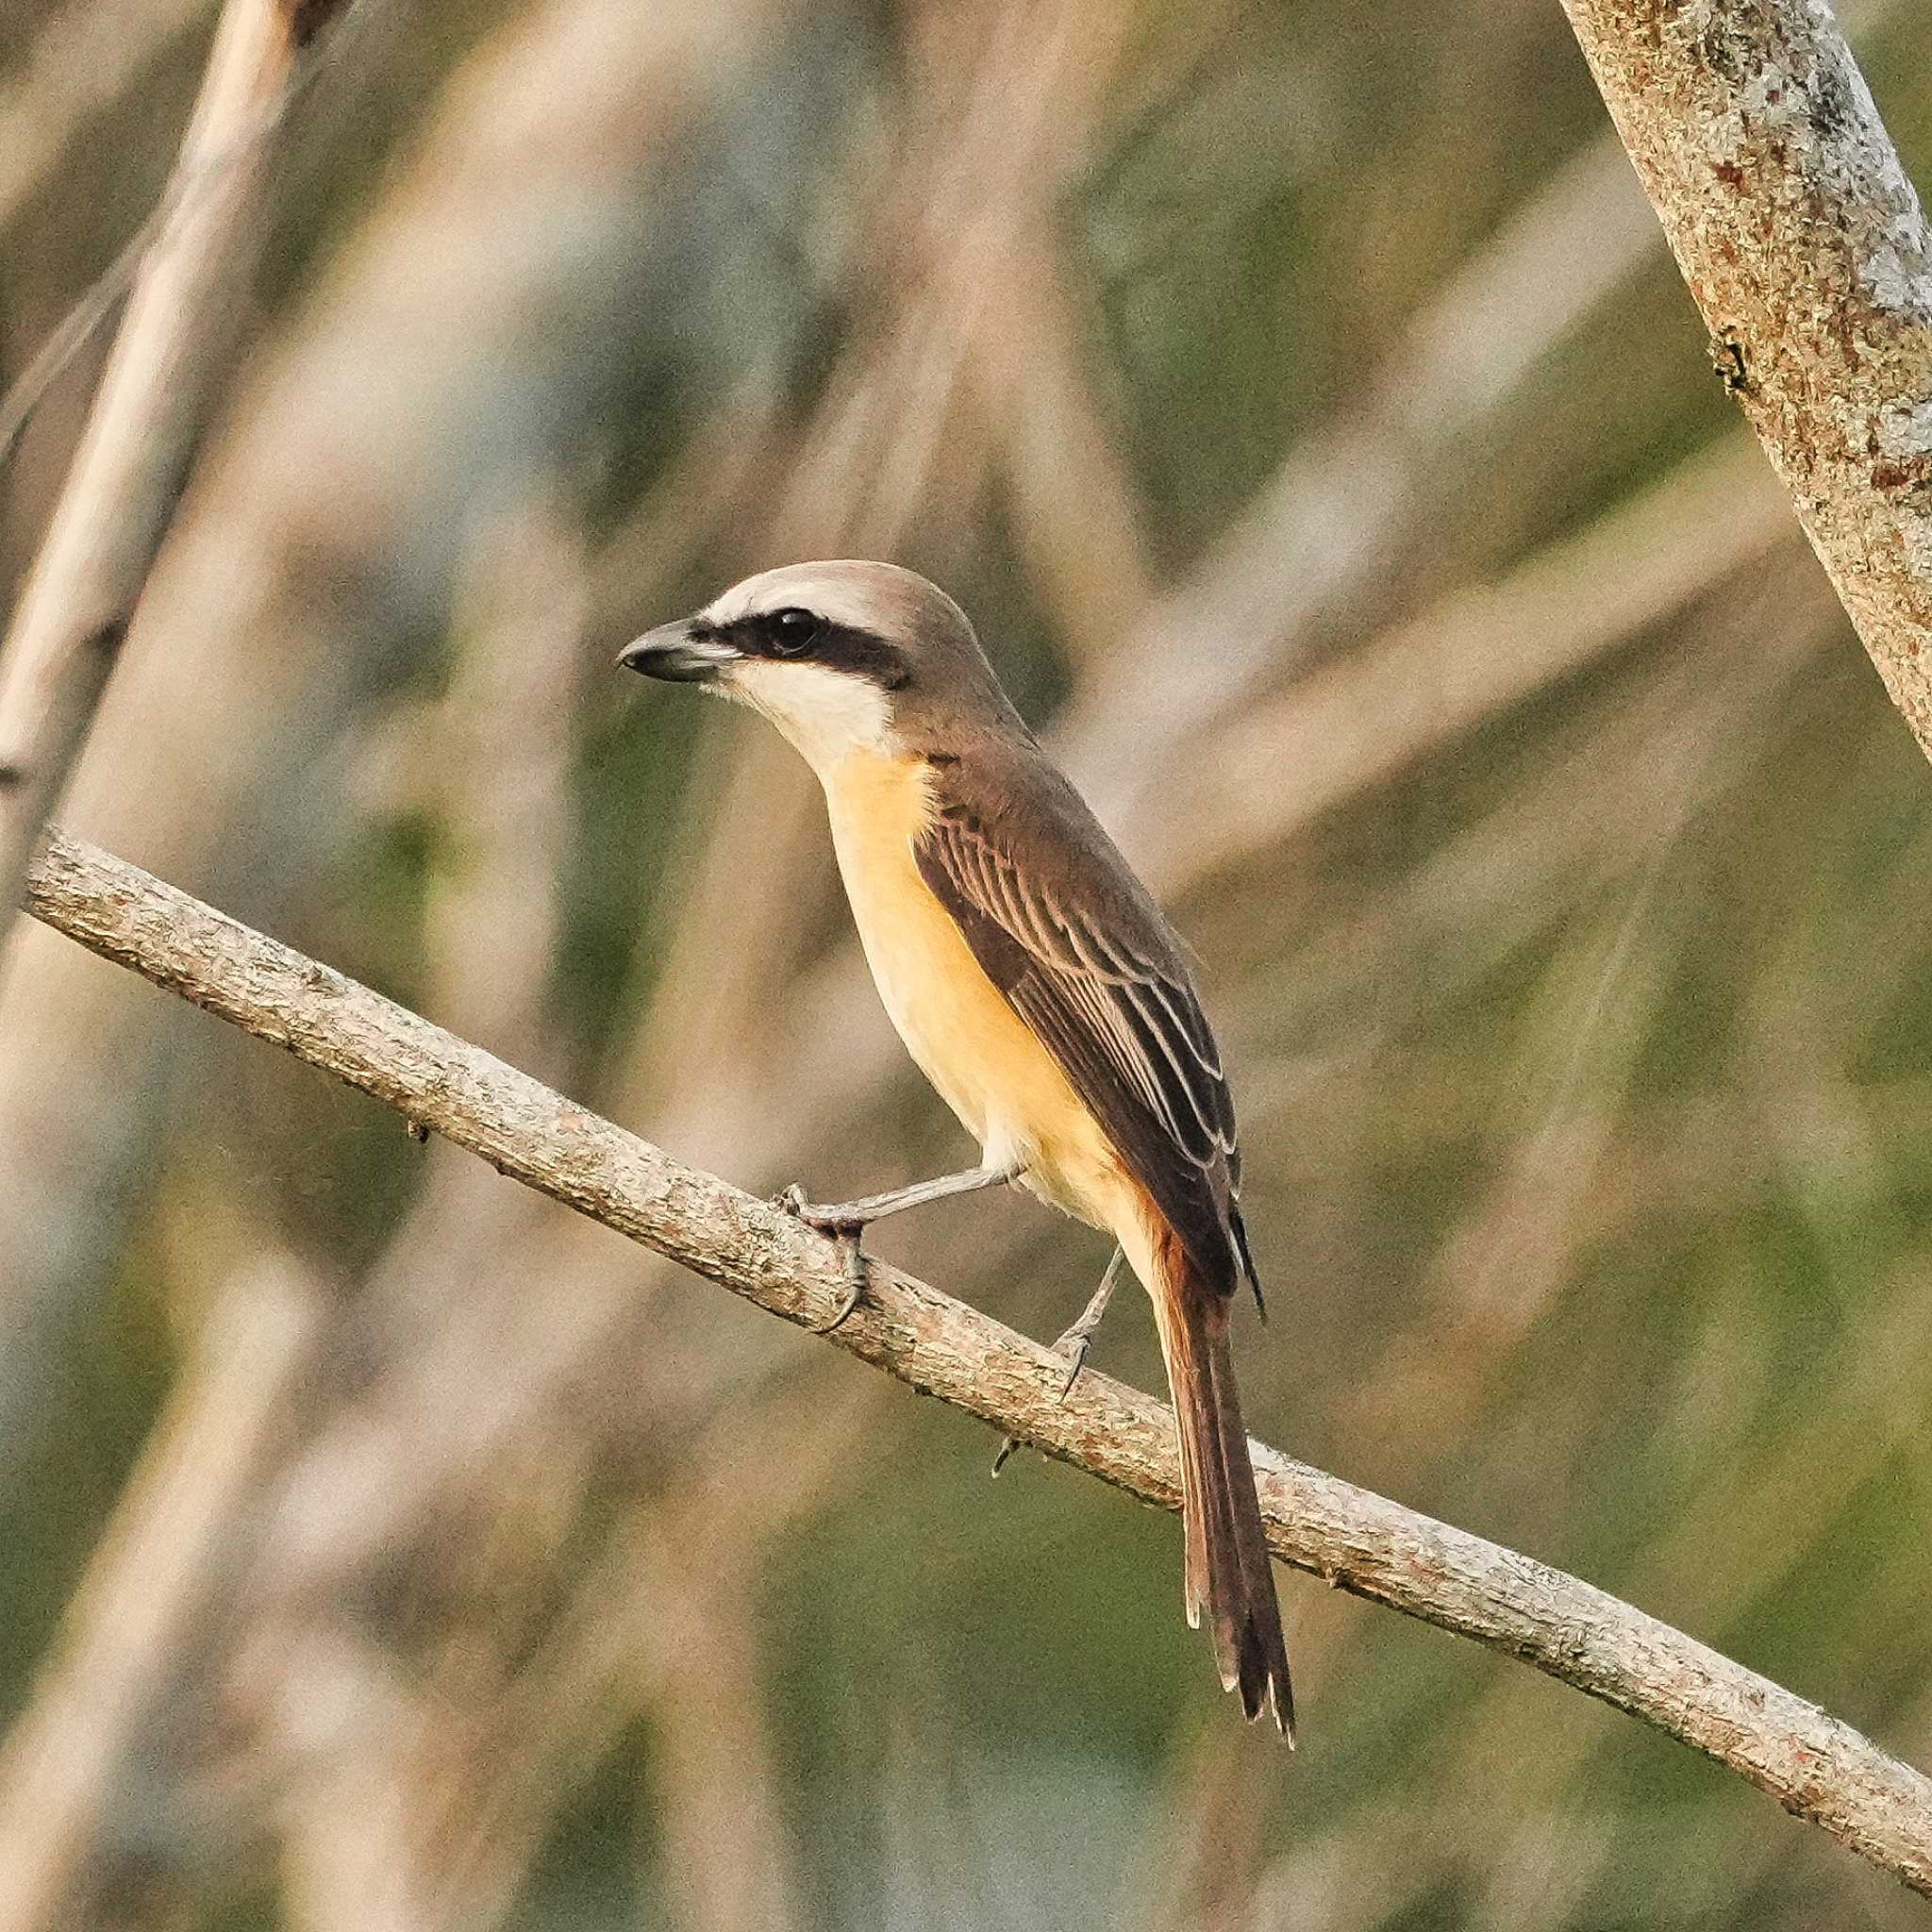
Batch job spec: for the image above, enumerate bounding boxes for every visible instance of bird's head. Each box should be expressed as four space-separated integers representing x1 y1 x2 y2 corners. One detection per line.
618 560 1024 773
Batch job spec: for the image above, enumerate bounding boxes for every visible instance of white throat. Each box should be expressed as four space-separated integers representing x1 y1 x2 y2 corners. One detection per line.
724 658 896 774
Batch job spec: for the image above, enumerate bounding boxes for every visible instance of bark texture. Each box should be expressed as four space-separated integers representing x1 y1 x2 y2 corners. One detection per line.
1559 0 1932 754
21 828 1932 1900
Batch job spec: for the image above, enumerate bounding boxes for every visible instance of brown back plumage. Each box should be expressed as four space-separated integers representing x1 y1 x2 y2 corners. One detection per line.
915 741 1255 1297
910 725 1291 1736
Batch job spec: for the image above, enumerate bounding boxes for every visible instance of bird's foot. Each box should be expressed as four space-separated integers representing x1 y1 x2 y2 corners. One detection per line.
991 1319 1098 1477
991 1249 1123 1476
775 1183 872 1332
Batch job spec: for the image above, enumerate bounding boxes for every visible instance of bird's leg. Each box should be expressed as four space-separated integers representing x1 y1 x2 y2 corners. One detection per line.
779 1161 1023 1229
776 1161 1024 1333
992 1245 1127 1475
1049 1242 1126 1396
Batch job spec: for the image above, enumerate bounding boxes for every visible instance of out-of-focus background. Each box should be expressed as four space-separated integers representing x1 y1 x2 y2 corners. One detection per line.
3 0 1931 1924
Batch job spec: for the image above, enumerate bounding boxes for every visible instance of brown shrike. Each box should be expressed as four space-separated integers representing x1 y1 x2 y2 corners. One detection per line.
620 560 1292 1734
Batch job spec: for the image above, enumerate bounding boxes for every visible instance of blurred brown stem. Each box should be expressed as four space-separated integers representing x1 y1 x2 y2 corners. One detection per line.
20 827 1932 1899
0 1257 320 1929
0 0 353 958
1560 0 1932 756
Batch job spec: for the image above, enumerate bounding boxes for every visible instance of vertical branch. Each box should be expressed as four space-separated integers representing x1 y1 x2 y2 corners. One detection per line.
1559 0 1932 755
0 0 350 945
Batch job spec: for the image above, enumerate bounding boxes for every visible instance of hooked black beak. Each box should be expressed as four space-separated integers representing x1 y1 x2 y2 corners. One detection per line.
616 620 738 683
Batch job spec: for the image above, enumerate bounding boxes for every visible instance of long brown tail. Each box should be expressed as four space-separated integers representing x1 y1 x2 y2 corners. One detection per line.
1149 1221 1294 1739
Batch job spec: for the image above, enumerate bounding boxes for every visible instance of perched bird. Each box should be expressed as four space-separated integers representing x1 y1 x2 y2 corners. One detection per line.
619 560 1292 1733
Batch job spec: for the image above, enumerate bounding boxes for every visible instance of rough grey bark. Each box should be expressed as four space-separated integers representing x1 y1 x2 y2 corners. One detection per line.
21 829 1932 1899
0 0 351 950
1559 0 1932 757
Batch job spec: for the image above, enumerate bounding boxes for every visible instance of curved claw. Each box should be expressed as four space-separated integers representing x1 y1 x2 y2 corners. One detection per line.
773 1183 871 1329
1056 1335 1092 1403
774 1183 873 1329
815 1230 869 1333
991 1254 1121 1476
993 1332 1094 1475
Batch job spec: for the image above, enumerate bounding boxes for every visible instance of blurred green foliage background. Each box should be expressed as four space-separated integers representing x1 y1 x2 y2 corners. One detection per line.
4 0 1932 1924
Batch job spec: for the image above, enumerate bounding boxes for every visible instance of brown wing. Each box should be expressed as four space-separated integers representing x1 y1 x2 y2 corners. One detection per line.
915 762 1258 1303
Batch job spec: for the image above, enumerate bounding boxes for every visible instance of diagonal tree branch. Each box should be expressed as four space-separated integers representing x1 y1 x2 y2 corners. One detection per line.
1559 0 1932 759
0 0 356 958
18 827 1932 1899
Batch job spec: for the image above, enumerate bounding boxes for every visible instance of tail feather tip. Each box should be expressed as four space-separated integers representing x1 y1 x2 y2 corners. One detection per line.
1271 1679 1296 1746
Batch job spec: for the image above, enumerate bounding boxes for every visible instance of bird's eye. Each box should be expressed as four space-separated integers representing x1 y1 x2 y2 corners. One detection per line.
768 608 820 656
